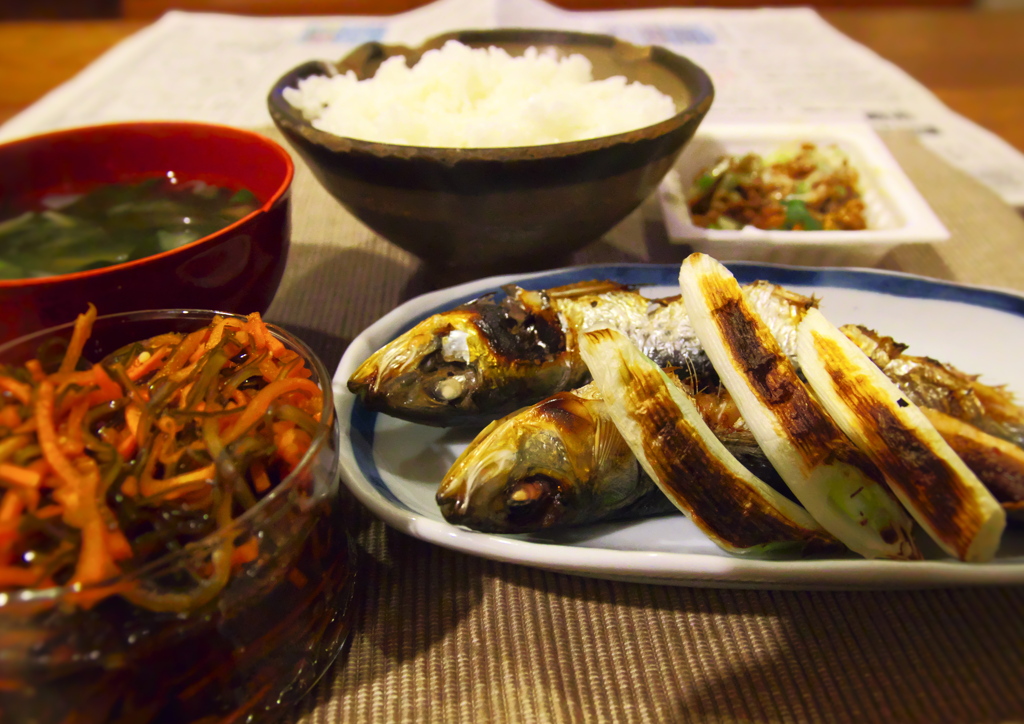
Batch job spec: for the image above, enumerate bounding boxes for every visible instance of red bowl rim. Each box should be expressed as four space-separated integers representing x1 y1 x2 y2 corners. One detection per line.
0 121 295 290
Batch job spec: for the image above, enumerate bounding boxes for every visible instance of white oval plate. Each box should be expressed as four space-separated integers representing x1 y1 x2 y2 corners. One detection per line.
333 263 1024 589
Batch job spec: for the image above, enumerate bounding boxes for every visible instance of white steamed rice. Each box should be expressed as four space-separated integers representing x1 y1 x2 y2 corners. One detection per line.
283 40 677 148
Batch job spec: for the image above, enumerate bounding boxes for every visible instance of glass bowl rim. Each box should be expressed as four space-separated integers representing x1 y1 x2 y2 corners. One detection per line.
0 307 337 609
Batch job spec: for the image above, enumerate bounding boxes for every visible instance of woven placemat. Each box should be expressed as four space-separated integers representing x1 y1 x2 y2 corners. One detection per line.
260 127 1024 723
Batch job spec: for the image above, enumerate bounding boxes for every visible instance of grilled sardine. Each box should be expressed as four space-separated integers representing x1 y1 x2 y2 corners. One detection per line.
349 279 818 427
437 371 786 534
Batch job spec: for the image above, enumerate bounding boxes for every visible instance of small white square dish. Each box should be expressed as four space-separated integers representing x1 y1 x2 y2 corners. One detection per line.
658 121 949 267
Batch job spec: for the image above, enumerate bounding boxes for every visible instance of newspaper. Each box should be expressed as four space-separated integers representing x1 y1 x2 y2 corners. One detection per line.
3 0 1023 207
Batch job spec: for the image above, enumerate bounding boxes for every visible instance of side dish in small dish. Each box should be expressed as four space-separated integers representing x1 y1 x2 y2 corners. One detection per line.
658 122 948 267
686 142 866 232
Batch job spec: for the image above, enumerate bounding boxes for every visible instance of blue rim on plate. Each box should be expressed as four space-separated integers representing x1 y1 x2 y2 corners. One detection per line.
334 262 1024 590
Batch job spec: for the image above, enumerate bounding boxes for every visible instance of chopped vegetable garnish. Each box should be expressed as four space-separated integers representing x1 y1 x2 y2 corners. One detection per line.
686 142 867 232
781 199 824 231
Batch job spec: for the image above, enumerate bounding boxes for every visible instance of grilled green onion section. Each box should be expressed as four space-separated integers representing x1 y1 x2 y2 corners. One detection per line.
579 327 839 556
678 253 919 560
797 307 1006 562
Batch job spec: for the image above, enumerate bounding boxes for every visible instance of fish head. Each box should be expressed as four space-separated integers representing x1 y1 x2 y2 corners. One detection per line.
437 393 605 533
347 308 495 425
348 290 574 426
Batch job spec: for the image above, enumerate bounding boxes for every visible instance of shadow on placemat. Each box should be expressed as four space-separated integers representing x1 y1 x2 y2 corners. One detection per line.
288 502 1024 724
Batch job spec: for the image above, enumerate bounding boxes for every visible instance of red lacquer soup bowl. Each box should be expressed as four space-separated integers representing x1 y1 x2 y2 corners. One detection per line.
0 122 294 342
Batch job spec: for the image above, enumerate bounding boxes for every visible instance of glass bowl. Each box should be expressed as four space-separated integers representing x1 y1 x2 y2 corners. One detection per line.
0 309 355 724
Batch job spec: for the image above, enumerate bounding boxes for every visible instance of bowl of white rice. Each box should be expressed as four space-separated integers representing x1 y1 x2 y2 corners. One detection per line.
268 28 713 274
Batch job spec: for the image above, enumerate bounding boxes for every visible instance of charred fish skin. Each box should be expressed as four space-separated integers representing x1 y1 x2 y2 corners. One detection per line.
348 287 579 427
679 253 920 561
350 277 819 427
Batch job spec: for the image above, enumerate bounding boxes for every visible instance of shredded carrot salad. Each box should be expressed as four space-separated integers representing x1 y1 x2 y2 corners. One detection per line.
0 306 323 611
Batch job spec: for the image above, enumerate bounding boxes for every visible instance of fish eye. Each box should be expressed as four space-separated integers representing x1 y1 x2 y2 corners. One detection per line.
415 349 476 405
435 376 466 402
506 474 564 527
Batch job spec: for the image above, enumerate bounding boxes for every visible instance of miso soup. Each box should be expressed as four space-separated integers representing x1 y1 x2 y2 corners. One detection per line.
0 176 260 280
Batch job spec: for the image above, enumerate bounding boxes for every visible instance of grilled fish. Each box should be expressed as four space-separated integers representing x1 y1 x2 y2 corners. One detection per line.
438 332 1024 537
432 260 1024 549
437 371 789 534
349 279 818 427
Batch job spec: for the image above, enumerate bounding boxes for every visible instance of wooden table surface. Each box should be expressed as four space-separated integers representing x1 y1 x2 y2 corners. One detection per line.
0 8 1023 155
